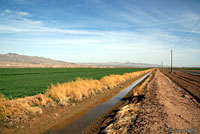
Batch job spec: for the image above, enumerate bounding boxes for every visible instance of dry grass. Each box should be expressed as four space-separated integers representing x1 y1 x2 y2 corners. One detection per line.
0 94 49 128
133 72 153 96
46 78 105 102
0 69 152 128
103 103 140 134
46 69 152 102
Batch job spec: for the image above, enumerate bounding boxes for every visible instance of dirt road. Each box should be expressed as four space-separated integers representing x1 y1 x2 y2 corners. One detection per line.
98 69 200 134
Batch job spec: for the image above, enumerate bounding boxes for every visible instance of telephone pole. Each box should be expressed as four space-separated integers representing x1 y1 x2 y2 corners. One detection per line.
171 49 173 72
162 61 163 69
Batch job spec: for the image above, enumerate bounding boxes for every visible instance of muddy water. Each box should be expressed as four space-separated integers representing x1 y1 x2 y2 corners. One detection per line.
43 72 151 134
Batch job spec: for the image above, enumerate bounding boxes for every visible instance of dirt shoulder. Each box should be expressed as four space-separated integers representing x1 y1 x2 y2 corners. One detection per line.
98 69 200 134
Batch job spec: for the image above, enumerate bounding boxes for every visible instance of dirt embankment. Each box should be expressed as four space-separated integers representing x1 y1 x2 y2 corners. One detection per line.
95 69 200 134
82 70 154 134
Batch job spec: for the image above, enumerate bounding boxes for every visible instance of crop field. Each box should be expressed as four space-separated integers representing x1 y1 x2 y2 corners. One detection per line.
174 68 200 70
0 68 147 99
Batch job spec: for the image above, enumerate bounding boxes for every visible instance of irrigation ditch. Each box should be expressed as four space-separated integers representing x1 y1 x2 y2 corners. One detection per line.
0 69 153 134
43 72 152 134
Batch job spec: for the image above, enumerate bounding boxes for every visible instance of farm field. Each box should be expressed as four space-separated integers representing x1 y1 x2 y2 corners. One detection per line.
174 68 200 70
174 68 200 76
0 68 147 99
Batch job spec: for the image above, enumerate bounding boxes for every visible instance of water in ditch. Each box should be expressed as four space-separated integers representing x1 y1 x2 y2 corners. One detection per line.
43 72 151 134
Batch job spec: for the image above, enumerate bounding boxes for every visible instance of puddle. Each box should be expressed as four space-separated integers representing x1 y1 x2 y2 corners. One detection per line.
43 72 151 134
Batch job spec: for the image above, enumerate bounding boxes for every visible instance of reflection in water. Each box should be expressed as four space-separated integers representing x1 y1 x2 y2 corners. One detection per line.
43 72 151 134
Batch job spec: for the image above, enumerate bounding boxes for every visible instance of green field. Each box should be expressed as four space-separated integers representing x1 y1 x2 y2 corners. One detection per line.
0 68 147 99
174 68 200 70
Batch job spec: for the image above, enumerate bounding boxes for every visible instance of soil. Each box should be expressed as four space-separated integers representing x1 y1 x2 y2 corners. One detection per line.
90 69 200 134
130 69 200 133
0 73 148 134
160 69 200 104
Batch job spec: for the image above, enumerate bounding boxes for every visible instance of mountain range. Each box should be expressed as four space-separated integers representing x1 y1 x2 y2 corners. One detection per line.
0 53 159 68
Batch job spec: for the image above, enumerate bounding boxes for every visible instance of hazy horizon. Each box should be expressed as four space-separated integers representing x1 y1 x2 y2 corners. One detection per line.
0 0 200 67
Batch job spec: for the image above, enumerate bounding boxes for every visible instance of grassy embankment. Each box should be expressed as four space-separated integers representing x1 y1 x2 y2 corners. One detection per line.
0 68 152 128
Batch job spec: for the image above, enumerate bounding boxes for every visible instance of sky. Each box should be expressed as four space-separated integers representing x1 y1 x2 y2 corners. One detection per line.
0 0 200 67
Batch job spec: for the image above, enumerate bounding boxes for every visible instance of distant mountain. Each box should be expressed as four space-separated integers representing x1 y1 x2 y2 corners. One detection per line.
0 53 72 65
0 53 159 68
81 62 159 68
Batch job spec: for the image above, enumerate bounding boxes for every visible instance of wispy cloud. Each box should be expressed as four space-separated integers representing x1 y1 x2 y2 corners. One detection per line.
0 0 200 66
16 11 30 16
1 9 30 18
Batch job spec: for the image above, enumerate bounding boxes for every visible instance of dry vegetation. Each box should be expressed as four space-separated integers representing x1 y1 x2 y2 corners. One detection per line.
102 72 154 134
103 103 140 134
46 69 152 103
0 69 152 129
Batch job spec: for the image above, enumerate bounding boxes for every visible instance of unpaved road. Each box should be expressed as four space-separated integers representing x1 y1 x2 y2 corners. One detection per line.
92 69 200 134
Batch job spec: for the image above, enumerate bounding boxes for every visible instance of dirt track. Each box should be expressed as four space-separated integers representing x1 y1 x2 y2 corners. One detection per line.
91 69 200 134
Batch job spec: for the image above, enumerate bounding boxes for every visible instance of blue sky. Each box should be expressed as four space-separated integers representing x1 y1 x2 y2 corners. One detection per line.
0 0 200 66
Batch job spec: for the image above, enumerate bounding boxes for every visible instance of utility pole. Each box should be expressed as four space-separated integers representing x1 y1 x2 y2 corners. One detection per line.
171 49 173 72
162 61 163 69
